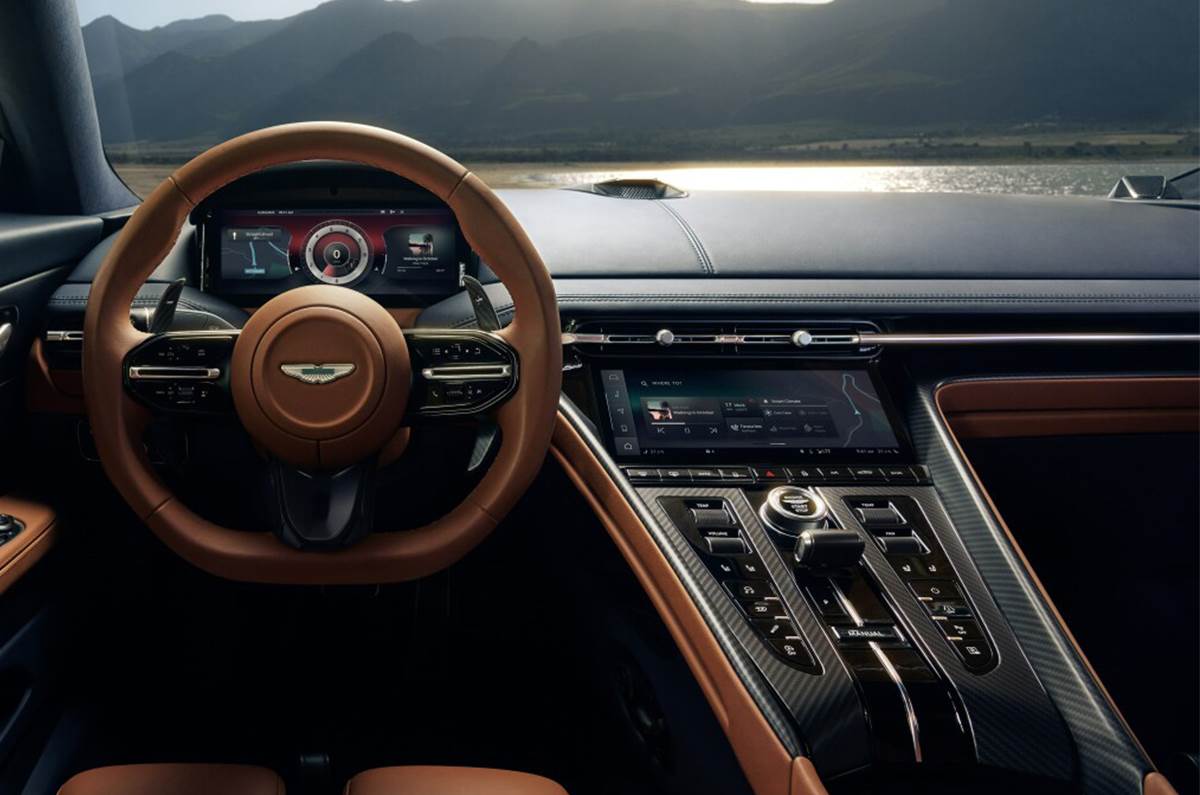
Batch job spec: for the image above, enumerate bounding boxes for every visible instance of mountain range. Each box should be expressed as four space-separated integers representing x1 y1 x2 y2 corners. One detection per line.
83 0 1200 152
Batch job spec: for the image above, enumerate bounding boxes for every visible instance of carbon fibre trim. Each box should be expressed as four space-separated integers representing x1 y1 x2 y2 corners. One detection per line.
906 375 1154 793
639 486 871 778
820 486 1075 780
556 397 806 759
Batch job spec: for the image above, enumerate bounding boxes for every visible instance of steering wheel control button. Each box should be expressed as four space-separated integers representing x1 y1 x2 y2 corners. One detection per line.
760 486 829 536
406 331 518 416
125 333 237 414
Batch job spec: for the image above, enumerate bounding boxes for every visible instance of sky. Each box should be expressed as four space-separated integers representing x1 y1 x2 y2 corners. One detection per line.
74 0 823 30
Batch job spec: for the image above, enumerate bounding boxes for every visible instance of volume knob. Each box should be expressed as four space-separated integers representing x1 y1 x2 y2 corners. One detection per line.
759 486 829 536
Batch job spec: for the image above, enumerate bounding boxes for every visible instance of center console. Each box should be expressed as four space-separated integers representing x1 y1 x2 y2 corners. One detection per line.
565 324 1076 788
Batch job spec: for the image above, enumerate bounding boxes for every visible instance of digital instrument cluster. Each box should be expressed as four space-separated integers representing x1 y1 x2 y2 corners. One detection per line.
207 207 465 301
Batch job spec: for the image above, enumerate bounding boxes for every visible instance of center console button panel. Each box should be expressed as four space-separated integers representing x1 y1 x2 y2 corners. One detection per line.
845 495 997 674
657 495 819 671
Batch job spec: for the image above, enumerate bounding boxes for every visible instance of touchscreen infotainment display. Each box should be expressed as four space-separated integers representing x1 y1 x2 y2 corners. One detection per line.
598 367 908 463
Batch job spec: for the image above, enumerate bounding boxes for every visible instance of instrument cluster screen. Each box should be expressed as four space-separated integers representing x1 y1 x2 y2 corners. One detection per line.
599 367 908 463
211 208 462 297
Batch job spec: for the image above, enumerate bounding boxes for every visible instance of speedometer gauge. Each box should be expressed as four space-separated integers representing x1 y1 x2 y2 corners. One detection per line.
303 221 372 285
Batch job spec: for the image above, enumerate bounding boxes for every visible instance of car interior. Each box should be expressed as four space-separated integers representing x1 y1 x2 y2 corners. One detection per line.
0 1 1197 794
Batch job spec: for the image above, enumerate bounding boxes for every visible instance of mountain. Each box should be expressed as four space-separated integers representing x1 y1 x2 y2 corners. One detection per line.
83 0 1200 149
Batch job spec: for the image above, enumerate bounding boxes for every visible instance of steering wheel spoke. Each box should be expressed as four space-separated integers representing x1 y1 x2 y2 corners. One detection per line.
404 328 519 419
123 331 239 414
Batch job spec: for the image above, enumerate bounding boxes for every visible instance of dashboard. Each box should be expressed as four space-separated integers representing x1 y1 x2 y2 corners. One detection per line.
26 158 1200 795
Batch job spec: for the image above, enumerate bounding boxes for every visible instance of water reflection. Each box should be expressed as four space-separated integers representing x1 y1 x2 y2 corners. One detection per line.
475 161 1197 196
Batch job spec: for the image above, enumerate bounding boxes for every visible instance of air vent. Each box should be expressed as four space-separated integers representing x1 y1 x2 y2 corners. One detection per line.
570 178 687 200
562 322 877 356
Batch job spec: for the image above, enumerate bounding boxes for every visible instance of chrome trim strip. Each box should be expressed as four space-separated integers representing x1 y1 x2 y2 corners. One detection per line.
562 330 863 347
128 366 221 381
420 364 513 381
0 323 12 357
871 640 924 763
563 330 1199 348
45 330 84 343
49 328 241 343
859 332 1200 346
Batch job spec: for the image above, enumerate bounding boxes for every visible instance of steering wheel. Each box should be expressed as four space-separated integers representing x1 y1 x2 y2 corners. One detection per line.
82 123 561 584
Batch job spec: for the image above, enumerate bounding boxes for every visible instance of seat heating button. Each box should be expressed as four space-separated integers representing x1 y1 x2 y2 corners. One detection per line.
737 557 765 578
710 559 739 579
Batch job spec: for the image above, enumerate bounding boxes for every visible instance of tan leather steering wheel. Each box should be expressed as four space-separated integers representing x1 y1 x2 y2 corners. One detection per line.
83 123 561 584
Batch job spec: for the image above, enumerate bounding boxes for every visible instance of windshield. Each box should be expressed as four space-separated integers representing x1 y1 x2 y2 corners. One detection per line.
76 0 1200 196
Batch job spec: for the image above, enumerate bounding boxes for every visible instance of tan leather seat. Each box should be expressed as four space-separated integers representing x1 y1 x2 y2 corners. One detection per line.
344 766 567 795
58 764 284 795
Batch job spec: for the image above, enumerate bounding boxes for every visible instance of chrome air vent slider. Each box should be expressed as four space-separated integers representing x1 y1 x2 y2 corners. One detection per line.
561 321 877 354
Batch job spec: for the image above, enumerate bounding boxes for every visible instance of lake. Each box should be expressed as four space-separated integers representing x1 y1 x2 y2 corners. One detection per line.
112 160 1197 199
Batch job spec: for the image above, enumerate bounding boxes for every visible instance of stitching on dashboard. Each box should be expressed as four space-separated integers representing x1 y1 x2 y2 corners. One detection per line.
655 201 714 275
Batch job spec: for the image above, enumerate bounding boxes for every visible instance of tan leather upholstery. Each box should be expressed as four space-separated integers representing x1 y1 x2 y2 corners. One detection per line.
343 767 567 795
58 764 284 795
